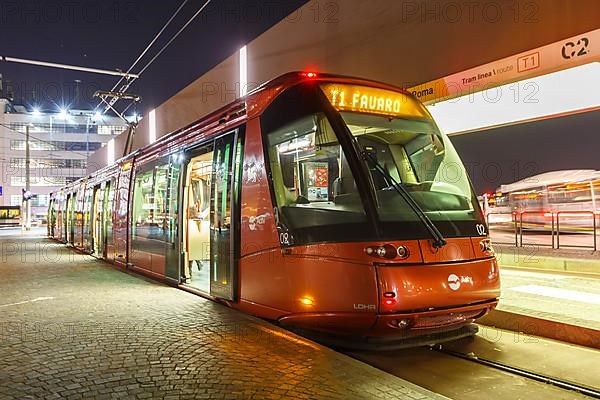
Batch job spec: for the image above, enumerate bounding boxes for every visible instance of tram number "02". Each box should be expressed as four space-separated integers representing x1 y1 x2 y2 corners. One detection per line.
476 224 487 236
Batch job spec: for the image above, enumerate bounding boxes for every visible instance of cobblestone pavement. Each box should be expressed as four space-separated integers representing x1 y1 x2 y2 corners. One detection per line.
0 232 445 400
498 268 600 329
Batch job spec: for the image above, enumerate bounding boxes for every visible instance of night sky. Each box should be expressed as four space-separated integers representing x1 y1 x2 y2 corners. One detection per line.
451 109 600 194
1 0 597 194
0 0 306 114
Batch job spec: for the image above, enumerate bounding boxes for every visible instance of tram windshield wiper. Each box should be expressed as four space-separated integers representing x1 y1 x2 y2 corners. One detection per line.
360 150 447 248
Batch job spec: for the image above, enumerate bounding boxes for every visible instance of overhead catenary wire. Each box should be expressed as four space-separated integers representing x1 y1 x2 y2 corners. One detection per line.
100 0 213 114
99 0 192 113
137 0 213 76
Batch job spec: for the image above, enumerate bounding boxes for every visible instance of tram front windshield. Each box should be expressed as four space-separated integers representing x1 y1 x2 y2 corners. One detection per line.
264 83 484 244
340 112 482 230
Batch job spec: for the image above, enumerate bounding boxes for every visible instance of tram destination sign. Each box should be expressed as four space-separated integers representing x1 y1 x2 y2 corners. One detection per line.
320 83 428 119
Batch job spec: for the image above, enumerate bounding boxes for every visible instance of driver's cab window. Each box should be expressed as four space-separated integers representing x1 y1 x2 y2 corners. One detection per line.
267 113 357 209
405 133 445 182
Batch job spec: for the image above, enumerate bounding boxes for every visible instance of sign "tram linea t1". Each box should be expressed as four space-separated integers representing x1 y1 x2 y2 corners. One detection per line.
408 28 600 105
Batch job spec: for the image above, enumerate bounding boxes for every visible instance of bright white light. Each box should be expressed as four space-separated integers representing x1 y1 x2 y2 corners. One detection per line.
427 62 600 135
149 109 156 144
31 108 41 116
107 139 115 165
93 111 102 121
240 45 248 97
57 108 69 120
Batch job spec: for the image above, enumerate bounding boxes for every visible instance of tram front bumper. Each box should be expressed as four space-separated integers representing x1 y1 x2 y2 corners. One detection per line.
370 299 498 337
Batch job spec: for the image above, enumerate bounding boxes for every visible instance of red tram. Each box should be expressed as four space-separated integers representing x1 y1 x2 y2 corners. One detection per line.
48 72 500 349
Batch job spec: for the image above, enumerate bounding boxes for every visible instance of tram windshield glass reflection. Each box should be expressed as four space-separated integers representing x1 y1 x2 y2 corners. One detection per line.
341 111 479 222
266 113 368 240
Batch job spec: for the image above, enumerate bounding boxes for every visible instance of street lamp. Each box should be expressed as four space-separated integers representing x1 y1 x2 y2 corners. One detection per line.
57 108 69 120
22 123 32 231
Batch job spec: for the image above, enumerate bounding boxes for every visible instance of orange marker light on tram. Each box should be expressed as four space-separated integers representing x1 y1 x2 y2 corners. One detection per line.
300 297 314 306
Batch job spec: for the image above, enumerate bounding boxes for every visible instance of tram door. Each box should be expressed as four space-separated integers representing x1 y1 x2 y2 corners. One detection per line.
64 195 70 243
105 180 116 261
182 131 242 300
56 199 63 240
92 185 105 257
183 146 213 293
115 163 133 266
61 197 68 242
66 194 76 245
48 200 55 237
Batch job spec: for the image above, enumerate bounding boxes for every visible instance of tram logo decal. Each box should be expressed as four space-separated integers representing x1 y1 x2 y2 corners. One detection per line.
447 274 473 291
248 214 267 231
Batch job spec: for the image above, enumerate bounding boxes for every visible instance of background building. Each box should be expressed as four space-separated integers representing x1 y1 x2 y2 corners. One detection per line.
0 97 127 220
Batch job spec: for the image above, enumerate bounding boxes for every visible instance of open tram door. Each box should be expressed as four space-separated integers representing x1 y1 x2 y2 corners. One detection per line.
181 130 243 301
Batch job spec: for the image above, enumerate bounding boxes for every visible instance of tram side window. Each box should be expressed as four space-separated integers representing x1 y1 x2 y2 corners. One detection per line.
132 163 169 243
266 113 366 230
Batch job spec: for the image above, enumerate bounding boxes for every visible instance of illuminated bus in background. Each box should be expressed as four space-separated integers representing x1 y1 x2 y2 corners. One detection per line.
486 170 600 231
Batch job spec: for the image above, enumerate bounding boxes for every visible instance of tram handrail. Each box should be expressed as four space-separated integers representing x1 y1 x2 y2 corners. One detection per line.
487 208 599 251
555 210 597 251
518 210 555 248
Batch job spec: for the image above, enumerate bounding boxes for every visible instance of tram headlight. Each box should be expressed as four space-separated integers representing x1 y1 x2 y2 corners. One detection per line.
375 246 388 257
396 245 410 259
365 244 397 259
